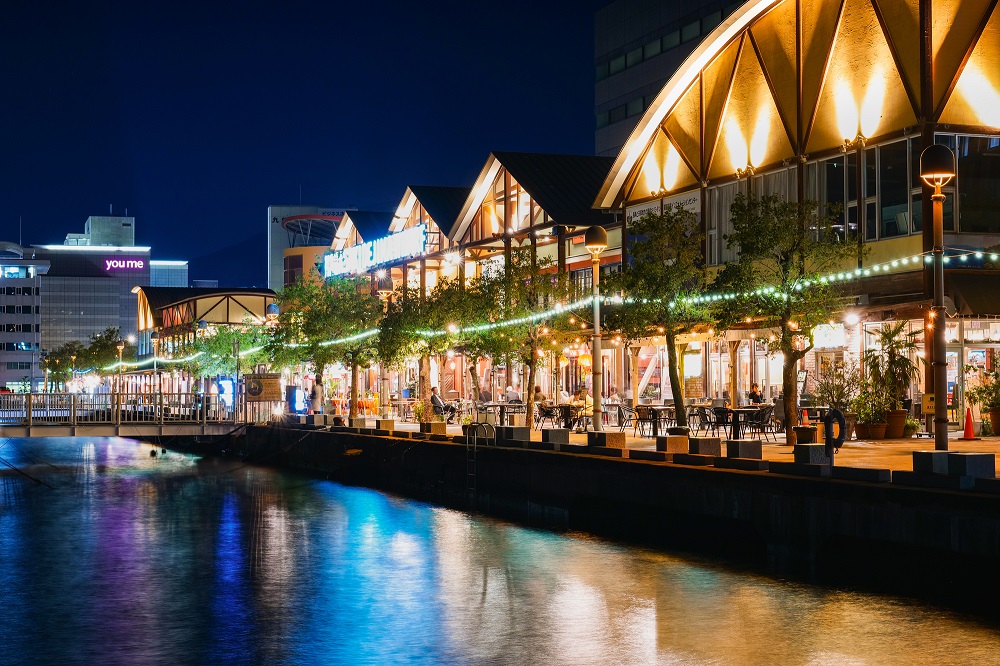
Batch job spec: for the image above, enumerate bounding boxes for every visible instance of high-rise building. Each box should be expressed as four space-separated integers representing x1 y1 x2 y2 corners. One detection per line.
0 243 49 391
150 260 189 287
594 0 743 156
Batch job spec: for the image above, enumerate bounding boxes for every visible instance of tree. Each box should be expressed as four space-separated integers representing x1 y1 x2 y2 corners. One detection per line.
270 276 382 419
713 193 859 442
605 206 709 426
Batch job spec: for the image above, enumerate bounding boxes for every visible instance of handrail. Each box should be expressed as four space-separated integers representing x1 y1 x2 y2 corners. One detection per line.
0 392 259 427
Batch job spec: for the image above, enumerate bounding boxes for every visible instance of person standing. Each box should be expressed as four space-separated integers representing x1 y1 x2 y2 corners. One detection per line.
310 381 325 415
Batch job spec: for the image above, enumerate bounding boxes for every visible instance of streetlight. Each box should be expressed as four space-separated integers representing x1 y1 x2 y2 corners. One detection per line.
116 340 125 394
377 274 394 419
150 331 160 393
585 225 608 432
920 143 956 452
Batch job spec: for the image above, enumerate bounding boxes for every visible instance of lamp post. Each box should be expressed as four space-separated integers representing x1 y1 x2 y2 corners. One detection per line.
585 225 608 432
377 274 394 419
920 144 956 451
150 331 160 393
116 340 125 393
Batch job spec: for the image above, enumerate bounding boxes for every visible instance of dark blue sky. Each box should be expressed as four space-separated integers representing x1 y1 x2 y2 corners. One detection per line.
2 1 605 286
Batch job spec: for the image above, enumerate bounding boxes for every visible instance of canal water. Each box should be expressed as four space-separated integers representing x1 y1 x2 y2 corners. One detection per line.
1 437 998 665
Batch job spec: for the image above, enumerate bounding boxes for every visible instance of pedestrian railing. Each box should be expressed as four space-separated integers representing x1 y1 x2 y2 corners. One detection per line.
0 392 247 427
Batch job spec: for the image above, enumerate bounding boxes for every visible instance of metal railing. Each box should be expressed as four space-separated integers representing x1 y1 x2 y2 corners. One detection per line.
0 392 250 427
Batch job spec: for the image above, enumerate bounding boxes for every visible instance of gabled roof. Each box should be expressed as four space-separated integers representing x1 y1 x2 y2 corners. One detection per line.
452 152 615 241
341 211 394 243
407 185 470 238
137 287 276 312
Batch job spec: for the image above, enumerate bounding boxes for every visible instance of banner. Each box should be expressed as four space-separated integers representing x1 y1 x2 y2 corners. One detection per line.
245 374 283 402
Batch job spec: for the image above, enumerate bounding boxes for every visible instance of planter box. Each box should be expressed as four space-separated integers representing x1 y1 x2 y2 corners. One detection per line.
854 423 887 440
419 421 448 435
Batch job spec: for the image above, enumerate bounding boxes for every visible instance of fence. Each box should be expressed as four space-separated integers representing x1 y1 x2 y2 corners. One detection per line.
0 392 275 427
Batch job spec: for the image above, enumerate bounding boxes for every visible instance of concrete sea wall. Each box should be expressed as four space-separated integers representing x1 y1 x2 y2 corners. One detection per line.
241 425 1000 614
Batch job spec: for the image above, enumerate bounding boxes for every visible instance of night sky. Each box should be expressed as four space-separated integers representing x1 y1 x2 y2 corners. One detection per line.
2 1 605 286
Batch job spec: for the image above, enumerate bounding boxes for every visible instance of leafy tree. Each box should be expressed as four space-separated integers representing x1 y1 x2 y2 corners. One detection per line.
86 327 134 373
270 275 382 419
604 206 709 426
713 193 859 442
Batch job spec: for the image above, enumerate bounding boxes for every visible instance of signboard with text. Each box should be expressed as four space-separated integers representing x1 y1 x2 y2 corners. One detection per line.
245 374 283 402
323 223 427 277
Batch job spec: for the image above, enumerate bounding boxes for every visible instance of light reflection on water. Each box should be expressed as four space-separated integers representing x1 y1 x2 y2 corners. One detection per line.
0 437 997 665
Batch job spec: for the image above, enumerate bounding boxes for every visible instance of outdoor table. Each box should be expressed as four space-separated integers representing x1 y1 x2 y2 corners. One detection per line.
554 404 580 428
649 405 675 438
730 407 764 440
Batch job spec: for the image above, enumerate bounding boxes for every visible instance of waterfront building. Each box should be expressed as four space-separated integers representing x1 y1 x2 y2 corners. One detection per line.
267 205 353 291
595 0 1000 421
0 243 49 391
320 154 616 403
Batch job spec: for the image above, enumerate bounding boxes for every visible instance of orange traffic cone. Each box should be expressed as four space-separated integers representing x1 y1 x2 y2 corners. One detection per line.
801 408 810 426
959 407 980 440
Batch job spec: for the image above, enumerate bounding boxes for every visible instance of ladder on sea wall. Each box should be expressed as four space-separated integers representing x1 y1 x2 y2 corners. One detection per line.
465 422 494 510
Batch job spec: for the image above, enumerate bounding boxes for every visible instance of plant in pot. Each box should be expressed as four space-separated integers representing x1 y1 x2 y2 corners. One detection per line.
965 354 1000 434
862 321 920 438
902 416 920 438
850 380 892 440
460 414 474 435
814 360 861 440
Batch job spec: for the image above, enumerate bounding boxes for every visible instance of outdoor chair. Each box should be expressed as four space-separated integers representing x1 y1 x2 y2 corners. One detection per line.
535 402 558 430
618 405 635 432
746 405 774 441
634 405 656 437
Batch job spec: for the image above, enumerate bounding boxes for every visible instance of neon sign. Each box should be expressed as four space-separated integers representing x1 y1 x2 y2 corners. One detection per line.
105 259 145 271
324 224 427 277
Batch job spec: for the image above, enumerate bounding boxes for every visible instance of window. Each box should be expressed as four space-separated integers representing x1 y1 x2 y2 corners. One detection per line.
595 62 609 82
609 55 626 75
643 39 661 60
879 140 909 238
626 47 643 68
682 20 700 42
663 31 680 50
702 11 721 32
957 135 1000 234
596 111 609 129
6 362 31 370
608 105 627 124
626 98 644 117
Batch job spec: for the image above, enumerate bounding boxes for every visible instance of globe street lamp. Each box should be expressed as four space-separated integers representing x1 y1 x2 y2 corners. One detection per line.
584 225 608 432
920 144 956 452
150 331 160 393
116 340 125 393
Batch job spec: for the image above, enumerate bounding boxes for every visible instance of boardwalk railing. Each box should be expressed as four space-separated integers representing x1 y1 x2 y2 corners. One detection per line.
0 392 272 427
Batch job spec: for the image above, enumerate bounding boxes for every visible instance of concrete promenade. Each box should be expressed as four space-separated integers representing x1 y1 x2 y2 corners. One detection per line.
354 418 1000 472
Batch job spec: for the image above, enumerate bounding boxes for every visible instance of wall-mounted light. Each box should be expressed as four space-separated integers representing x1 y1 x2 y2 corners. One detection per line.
734 164 756 179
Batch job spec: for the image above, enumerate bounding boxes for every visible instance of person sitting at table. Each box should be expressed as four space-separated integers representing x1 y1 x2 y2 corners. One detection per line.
606 386 621 404
570 388 593 431
430 387 457 423
558 388 571 404
748 383 763 405
478 387 492 403
533 386 549 403
505 385 522 403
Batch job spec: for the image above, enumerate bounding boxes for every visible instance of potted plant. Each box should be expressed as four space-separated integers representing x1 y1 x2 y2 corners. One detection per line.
460 414 474 436
814 360 861 440
851 380 891 440
863 322 919 438
965 355 1000 433
902 416 920 438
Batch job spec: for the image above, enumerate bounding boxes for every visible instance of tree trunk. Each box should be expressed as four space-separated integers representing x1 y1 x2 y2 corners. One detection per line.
349 360 359 419
628 346 640 407
418 354 432 421
782 348 802 444
665 329 687 427
728 340 741 407
526 357 537 429
468 358 481 401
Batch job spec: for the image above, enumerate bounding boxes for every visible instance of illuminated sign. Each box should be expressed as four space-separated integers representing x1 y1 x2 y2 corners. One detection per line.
105 258 145 271
324 224 427 277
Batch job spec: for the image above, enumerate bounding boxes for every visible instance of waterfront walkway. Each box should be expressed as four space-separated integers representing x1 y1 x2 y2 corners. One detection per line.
363 420 1000 472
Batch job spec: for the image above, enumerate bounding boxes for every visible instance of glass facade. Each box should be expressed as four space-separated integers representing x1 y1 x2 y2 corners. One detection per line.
0 259 45 391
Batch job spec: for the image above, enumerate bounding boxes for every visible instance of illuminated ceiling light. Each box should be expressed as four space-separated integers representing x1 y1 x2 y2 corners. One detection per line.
374 268 387 280
845 313 860 326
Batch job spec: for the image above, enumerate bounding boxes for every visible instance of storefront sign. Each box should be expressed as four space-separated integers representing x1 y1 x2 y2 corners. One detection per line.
625 191 701 224
324 224 427 277
104 258 145 271
245 374 283 402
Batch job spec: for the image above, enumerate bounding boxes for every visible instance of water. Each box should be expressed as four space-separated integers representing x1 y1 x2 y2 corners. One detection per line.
1 437 998 665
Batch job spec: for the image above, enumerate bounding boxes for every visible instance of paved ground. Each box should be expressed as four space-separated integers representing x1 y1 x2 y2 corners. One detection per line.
377 419 1000 472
